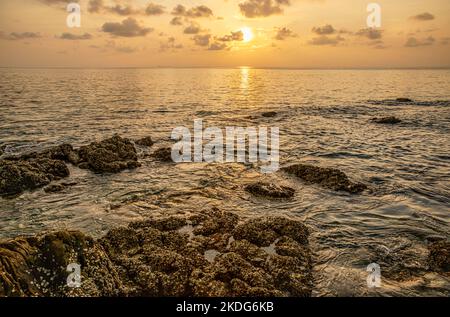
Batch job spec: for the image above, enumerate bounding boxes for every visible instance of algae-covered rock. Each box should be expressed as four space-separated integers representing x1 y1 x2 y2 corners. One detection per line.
282 164 366 194
151 147 174 163
77 135 140 173
371 116 402 124
0 211 313 297
428 241 450 272
0 158 70 196
245 182 295 199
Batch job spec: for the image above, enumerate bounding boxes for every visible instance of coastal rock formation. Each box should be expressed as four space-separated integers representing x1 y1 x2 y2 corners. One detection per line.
0 158 70 197
77 135 141 173
245 182 295 199
135 136 154 147
428 241 450 272
151 147 174 163
282 164 367 194
371 116 402 124
0 211 313 297
261 111 278 118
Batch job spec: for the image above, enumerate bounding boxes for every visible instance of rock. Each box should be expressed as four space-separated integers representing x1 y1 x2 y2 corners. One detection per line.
282 164 366 194
151 147 173 163
396 98 413 103
262 111 277 118
135 136 154 147
15 144 80 165
77 135 141 173
0 158 70 197
428 241 450 272
43 182 77 193
245 182 295 199
0 211 313 297
371 116 402 124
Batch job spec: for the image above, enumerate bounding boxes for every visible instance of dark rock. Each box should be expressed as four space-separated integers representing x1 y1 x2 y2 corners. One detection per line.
428 241 450 272
262 111 277 118
151 147 173 163
371 116 402 124
43 182 77 193
15 144 80 165
135 136 154 147
0 211 313 297
77 135 141 173
396 98 413 103
245 182 295 199
0 158 70 196
282 164 366 194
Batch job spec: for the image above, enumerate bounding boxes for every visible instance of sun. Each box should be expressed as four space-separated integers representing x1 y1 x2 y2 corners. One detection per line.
241 27 254 43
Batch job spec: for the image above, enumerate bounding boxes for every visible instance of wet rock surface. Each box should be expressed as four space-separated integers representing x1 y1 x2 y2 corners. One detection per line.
77 135 141 173
151 147 174 163
43 182 77 193
245 182 295 199
135 136 154 147
0 211 312 297
0 158 70 197
428 241 450 273
282 164 367 194
371 116 402 124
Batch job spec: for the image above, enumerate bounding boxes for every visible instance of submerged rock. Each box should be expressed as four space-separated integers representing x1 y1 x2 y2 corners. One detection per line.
0 211 313 297
245 182 295 199
282 164 366 194
77 135 141 173
396 98 413 103
151 147 173 163
428 241 450 272
371 116 402 124
135 136 154 147
0 158 70 196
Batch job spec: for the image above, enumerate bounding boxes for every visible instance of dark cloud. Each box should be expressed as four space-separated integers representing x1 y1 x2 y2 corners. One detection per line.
239 0 290 18
216 31 244 42
410 12 435 21
172 5 213 18
208 42 228 50
102 18 153 37
146 3 165 15
355 28 383 40
274 27 297 40
404 36 435 47
312 24 335 35
170 17 184 26
58 32 92 40
88 0 102 13
193 34 211 46
308 35 345 46
1 32 41 40
106 5 139 16
183 23 202 34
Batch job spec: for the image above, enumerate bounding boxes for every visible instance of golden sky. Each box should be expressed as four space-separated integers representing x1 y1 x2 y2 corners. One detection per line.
0 0 449 68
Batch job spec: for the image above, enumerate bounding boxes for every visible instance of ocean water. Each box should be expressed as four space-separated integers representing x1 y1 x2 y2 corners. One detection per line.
0 68 449 296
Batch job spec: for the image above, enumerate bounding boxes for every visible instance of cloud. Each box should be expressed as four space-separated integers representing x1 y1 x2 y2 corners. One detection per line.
170 17 184 26
183 22 202 34
308 35 345 46
58 32 92 40
208 42 228 50
274 27 297 40
193 34 211 46
355 28 383 40
404 36 435 47
88 0 102 13
102 18 153 37
0 32 41 40
216 31 244 42
171 5 213 18
106 5 139 16
410 12 435 21
312 24 335 35
441 37 450 45
146 3 165 15
239 0 290 18
160 37 183 52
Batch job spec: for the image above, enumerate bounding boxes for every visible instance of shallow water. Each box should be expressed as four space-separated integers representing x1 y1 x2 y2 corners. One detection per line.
0 68 449 296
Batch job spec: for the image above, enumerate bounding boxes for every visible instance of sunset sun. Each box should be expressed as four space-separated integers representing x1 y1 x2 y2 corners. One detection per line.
241 27 254 43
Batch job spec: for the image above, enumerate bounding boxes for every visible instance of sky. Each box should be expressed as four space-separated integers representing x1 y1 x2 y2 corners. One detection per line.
0 0 449 68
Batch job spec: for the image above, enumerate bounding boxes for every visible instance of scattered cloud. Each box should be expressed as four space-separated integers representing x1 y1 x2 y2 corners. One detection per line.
312 24 335 35
58 32 92 40
0 32 41 40
404 36 435 47
355 28 383 40
239 0 291 18
410 12 435 21
274 27 297 40
160 37 183 52
183 22 202 35
216 31 244 42
208 42 228 50
170 17 184 26
172 5 213 18
145 3 166 15
308 35 345 46
102 18 153 37
193 34 211 46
